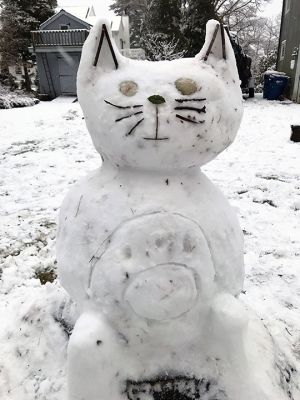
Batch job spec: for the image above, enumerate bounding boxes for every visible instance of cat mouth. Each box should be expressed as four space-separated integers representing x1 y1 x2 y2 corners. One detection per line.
143 105 169 141
143 137 169 141
126 375 227 400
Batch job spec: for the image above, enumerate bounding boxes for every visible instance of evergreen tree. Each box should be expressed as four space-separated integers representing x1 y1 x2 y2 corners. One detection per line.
144 0 182 39
0 0 57 91
110 0 147 47
110 0 267 58
181 0 218 57
140 0 185 60
111 0 217 57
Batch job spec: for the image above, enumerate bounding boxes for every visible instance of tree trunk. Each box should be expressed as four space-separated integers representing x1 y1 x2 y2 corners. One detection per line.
22 53 32 92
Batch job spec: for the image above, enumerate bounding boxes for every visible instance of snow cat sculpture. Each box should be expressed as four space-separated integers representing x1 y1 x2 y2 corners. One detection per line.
57 19 289 400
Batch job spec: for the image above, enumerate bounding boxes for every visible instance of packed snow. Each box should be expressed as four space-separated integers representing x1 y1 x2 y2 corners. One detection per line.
60 19 269 400
0 92 299 399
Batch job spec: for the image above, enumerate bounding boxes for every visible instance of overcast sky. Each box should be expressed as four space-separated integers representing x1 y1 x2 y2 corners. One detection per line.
57 0 283 18
58 0 113 15
262 0 282 17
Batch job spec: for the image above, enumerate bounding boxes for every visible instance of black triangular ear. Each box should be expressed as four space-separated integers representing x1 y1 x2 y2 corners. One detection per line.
202 23 225 61
198 20 236 66
93 24 119 69
78 19 121 81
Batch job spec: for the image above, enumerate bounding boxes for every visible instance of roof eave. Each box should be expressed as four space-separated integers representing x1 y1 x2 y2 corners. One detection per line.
39 9 92 30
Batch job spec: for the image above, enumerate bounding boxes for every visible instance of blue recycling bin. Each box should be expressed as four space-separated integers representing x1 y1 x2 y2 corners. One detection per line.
263 72 289 100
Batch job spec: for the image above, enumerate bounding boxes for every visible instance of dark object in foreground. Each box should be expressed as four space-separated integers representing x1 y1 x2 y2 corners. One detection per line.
34 267 57 285
126 376 227 400
226 29 254 98
291 125 300 142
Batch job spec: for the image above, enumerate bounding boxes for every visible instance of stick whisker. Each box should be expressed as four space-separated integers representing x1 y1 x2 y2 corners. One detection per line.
175 106 206 114
126 118 144 136
176 114 205 124
175 98 207 103
116 111 143 122
104 100 143 109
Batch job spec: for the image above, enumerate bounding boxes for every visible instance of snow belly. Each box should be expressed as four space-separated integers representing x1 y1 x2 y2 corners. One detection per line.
57 166 244 308
89 211 215 334
124 264 198 321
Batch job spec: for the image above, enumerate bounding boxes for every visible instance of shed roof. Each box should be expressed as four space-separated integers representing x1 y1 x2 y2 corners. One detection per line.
39 9 92 30
58 5 122 29
40 4 123 33
56 5 95 21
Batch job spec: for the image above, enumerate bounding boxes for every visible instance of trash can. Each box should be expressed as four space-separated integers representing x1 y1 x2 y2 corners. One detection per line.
263 71 289 100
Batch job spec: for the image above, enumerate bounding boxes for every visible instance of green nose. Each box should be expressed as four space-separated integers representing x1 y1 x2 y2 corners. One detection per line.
148 95 166 105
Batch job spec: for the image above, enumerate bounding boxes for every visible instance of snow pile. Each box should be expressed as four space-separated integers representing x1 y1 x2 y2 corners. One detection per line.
0 99 98 400
0 283 71 399
0 84 39 109
55 19 297 400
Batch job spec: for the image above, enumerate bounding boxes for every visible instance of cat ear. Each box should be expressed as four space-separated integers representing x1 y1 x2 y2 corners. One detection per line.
77 19 122 83
197 20 238 76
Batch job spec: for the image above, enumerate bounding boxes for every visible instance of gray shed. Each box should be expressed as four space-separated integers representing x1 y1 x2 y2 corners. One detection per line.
31 9 91 98
277 0 300 103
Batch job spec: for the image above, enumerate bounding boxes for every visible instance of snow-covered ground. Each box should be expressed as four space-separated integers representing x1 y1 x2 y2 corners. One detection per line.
0 95 299 399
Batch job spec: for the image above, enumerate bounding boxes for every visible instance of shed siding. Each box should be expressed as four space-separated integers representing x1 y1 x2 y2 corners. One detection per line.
37 52 81 98
36 54 50 96
34 11 130 99
277 0 300 100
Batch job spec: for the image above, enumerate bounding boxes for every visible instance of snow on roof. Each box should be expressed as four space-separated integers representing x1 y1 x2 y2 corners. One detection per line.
56 5 94 20
264 70 287 76
55 4 121 31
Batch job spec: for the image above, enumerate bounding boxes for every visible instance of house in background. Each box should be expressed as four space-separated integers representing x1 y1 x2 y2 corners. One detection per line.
10 64 36 88
277 0 300 103
0 53 36 89
30 5 132 99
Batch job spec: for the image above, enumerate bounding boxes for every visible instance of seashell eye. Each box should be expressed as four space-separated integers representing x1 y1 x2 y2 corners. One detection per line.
120 81 138 97
175 78 198 95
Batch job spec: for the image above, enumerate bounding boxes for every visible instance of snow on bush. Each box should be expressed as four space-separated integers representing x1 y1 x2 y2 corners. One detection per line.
0 84 39 109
